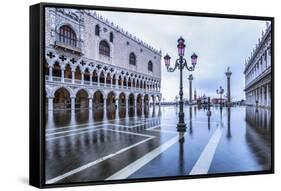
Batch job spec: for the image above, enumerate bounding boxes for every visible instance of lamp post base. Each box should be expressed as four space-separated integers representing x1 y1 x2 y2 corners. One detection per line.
177 123 186 132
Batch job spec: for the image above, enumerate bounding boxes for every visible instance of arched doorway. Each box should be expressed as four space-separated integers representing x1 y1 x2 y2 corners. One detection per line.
128 78 132 88
119 92 126 118
107 91 116 119
76 89 88 109
106 73 111 86
118 76 122 87
112 74 116 87
53 62 61 78
137 94 142 116
75 66 81 81
53 87 70 109
123 77 127 87
65 64 72 79
92 70 98 85
107 91 116 110
93 91 104 109
128 93 135 108
84 68 90 83
100 71 105 84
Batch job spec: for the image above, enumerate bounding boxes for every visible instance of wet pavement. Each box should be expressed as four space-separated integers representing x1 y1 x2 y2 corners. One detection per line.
45 105 272 184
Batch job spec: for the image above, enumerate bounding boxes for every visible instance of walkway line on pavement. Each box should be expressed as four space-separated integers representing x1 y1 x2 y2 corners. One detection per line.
106 133 184 180
105 129 155 138
46 122 147 137
46 116 160 132
46 124 106 136
46 128 104 141
46 136 154 184
189 127 223 175
46 122 158 141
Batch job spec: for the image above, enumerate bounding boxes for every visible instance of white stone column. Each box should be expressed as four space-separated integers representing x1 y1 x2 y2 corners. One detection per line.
48 96 54 111
48 67 53 81
97 74 100 87
142 97 145 116
71 97 75 110
81 72 84 85
125 97 129 117
61 69 65 83
88 98 93 109
90 74 93 86
110 78 113 88
71 70 75 84
103 96 107 120
134 97 137 115
115 98 119 118
126 78 128 90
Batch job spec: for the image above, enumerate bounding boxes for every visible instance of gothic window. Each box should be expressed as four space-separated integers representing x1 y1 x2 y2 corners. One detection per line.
110 32 114 42
129 53 136 65
95 24 100 36
148 61 153 72
59 25 77 47
99 40 110 56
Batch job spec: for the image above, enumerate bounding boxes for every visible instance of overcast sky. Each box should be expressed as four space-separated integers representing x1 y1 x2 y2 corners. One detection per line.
95 10 269 101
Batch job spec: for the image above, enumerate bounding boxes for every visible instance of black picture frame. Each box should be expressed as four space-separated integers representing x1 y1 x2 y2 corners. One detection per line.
30 2 274 189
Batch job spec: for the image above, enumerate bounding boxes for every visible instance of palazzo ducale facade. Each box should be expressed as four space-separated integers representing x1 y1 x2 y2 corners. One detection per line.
45 8 162 114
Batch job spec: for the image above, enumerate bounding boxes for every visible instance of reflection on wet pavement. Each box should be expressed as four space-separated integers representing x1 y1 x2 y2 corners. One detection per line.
45 105 272 184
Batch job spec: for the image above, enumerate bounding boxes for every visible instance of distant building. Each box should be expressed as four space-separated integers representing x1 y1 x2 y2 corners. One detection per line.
244 22 272 108
211 98 225 104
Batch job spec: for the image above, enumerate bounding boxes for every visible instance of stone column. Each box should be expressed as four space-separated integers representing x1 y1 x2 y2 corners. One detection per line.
97 74 100 87
71 70 75 84
48 67 53 81
125 97 129 117
103 96 107 121
225 67 232 106
126 78 128 90
115 98 119 118
81 72 84 85
110 78 113 88
90 74 93 86
142 97 145 116
47 96 54 111
71 96 75 110
188 74 193 105
88 97 93 109
61 69 65 83
134 97 137 115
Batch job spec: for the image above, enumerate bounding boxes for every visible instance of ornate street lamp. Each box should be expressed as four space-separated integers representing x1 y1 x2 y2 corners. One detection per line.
216 86 224 108
164 37 198 132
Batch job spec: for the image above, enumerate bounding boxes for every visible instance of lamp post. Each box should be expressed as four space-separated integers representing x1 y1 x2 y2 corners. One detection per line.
188 74 193 105
225 67 232 107
164 37 198 132
216 86 224 108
